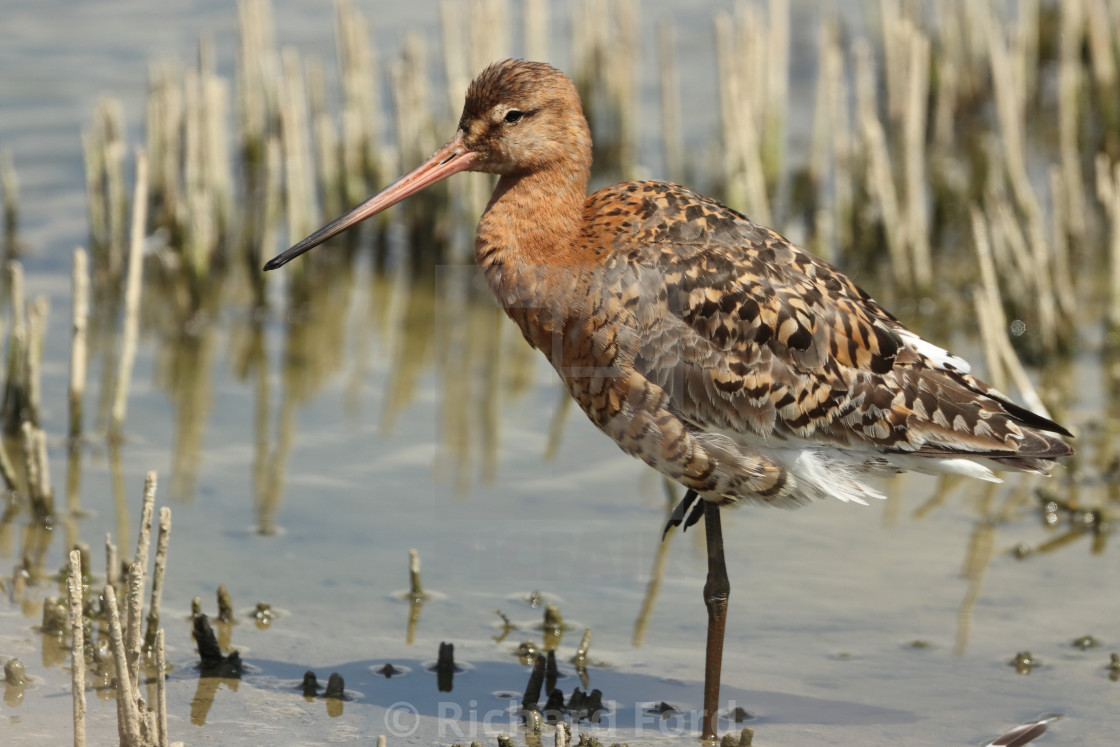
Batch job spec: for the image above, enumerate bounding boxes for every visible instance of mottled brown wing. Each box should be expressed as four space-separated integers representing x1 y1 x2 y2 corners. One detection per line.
585 181 1070 465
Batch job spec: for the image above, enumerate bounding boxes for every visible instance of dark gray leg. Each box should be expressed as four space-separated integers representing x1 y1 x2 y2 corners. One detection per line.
701 501 729 742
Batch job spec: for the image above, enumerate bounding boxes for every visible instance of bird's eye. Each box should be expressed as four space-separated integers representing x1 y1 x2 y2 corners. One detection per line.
504 109 524 124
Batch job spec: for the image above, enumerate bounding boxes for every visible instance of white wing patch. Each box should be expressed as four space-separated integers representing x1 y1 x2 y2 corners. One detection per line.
896 328 971 373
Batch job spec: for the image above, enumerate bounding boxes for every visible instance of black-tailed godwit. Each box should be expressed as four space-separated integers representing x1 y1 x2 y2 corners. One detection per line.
265 59 1072 740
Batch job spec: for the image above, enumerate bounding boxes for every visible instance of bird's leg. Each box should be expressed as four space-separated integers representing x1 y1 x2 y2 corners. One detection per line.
701 501 729 742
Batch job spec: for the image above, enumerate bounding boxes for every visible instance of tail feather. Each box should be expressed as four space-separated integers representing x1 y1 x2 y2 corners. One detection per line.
986 427 1073 474
977 385 1073 438
890 361 1074 475
903 420 1072 475
947 368 1074 439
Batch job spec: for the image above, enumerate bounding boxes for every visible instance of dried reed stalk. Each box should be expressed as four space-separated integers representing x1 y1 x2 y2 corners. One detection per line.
335 0 381 208
1085 0 1116 93
1 149 18 250
854 40 906 284
83 97 128 273
125 561 145 692
467 0 511 77
67 549 86 747
1097 155 1120 329
308 58 342 220
657 22 683 185
155 629 168 747
106 534 119 588
69 248 89 441
523 0 549 62
25 296 48 427
714 10 770 224
260 136 283 267
22 422 53 519
279 46 315 247
83 472 173 745
0 431 16 492
105 585 144 745
902 22 931 287
761 0 788 191
236 0 279 167
1047 167 1078 322
3 260 27 433
1058 0 1088 241
971 207 1053 417
110 149 149 438
144 507 172 650
880 0 907 123
971 208 1008 390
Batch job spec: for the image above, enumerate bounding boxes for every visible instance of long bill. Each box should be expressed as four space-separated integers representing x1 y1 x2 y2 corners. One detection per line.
263 135 478 271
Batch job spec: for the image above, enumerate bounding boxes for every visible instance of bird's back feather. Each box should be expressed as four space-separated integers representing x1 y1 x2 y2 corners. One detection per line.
544 180 1072 505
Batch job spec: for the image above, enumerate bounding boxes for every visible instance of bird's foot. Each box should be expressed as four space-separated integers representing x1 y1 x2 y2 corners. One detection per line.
662 488 705 539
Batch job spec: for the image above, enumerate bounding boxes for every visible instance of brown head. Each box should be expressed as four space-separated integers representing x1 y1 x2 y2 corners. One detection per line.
264 59 591 270
458 59 592 176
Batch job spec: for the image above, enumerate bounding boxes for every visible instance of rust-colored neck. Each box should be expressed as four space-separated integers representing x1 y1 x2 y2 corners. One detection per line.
474 161 594 355
475 161 591 274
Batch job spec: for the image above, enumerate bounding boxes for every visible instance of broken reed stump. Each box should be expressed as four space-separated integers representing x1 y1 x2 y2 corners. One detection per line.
66 550 86 747
406 548 428 644
324 672 345 699
573 627 592 667
555 723 571 747
66 471 173 747
4 657 27 686
216 583 234 623
409 547 424 600
436 641 455 692
301 671 319 697
544 649 560 695
543 687 566 723
521 652 546 712
192 613 243 677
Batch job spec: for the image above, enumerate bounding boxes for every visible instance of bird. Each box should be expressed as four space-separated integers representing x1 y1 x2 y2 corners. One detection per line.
265 59 1073 740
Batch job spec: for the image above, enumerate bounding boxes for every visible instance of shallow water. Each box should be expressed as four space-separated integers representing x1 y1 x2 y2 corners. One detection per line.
1 1 1118 745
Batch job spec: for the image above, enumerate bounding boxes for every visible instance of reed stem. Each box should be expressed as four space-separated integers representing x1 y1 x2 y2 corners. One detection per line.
69 248 89 441
109 149 149 439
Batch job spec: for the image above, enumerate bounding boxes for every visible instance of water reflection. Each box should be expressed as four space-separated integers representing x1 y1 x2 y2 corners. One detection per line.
632 479 682 648
433 263 539 491
87 230 558 534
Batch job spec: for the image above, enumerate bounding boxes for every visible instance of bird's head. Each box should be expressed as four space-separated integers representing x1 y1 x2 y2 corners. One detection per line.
455 59 591 176
263 59 590 271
